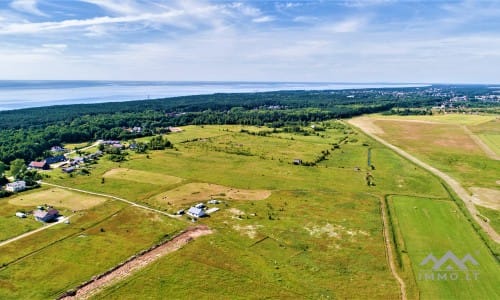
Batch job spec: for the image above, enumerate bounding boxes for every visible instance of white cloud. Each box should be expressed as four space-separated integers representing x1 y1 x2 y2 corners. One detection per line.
252 16 274 23
0 10 185 34
321 18 366 33
229 2 261 17
42 43 67 50
342 0 393 8
10 0 47 17
293 16 319 24
276 2 302 10
0 0 499 83
79 0 144 15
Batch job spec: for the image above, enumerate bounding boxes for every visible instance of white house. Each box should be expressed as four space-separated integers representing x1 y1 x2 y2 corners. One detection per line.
6 181 26 192
187 207 206 218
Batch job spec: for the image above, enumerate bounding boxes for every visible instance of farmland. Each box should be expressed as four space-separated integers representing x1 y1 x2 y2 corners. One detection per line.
388 196 500 299
354 114 500 237
1 117 498 299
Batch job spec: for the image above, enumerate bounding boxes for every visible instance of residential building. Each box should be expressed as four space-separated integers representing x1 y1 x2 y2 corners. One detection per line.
6 181 26 192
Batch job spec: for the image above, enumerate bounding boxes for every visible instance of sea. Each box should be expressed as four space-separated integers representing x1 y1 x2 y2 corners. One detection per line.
0 81 428 111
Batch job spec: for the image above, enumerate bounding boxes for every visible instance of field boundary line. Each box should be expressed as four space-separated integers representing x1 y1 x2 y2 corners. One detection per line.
39 181 179 219
349 118 500 243
378 195 407 300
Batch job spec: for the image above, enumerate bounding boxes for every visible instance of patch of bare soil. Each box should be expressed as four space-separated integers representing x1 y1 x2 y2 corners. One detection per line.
152 182 271 206
60 226 212 300
349 117 385 135
469 187 500 210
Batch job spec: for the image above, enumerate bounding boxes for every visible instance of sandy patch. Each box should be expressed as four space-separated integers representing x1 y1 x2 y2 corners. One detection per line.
304 223 369 239
9 188 106 210
233 224 262 239
469 187 500 210
103 168 183 185
151 182 271 206
228 208 246 216
349 117 385 135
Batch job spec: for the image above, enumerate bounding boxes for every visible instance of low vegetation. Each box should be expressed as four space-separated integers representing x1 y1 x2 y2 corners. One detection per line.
0 103 498 299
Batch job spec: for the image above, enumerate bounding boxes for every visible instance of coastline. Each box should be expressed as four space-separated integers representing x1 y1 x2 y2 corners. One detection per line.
0 81 429 111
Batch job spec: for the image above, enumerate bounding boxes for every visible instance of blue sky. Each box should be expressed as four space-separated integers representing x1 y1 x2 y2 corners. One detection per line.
0 0 499 83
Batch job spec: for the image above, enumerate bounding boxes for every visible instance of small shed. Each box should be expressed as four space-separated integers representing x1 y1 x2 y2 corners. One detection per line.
15 212 27 218
293 159 303 165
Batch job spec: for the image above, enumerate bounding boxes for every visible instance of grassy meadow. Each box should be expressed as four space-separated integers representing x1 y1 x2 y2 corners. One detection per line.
0 201 184 299
388 196 500 299
371 116 500 189
1 119 498 299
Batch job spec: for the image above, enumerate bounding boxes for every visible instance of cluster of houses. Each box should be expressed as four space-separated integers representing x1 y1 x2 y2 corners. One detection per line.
61 151 103 173
29 155 66 170
123 127 142 133
100 140 124 149
181 199 221 219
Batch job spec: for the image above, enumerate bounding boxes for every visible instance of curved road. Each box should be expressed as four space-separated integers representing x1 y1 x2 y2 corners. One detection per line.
349 117 500 244
40 181 178 219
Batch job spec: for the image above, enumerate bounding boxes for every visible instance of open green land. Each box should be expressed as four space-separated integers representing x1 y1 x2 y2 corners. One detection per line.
1 119 498 299
372 116 500 189
477 206 500 234
0 187 108 242
0 202 42 242
388 195 500 299
372 113 497 126
0 201 183 299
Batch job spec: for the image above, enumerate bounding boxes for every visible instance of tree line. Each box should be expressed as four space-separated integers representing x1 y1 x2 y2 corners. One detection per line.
0 85 494 165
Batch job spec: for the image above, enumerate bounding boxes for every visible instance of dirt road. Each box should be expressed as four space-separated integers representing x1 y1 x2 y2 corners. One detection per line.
0 216 71 248
349 117 500 243
462 125 500 161
39 181 178 218
60 226 212 300
379 197 407 300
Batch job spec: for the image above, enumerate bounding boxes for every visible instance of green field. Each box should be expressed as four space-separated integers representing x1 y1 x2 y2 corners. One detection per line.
372 116 500 189
1 120 498 299
0 201 183 299
94 191 399 299
478 134 500 155
388 196 500 299
0 202 42 242
477 206 500 234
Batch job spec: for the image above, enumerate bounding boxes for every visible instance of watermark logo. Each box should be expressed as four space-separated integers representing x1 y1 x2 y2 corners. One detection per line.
418 251 480 281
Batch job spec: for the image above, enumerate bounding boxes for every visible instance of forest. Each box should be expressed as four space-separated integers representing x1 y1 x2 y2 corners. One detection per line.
0 85 497 164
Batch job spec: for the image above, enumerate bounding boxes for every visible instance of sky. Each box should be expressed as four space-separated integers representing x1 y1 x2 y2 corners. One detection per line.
0 0 499 83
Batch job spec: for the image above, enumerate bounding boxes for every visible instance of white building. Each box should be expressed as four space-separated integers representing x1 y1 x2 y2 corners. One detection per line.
187 207 206 218
6 181 26 192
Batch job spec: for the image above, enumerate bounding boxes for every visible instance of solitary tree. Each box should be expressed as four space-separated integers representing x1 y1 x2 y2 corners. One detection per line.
10 159 27 179
0 161 5 176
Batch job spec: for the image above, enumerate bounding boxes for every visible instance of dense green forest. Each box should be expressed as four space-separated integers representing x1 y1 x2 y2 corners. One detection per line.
0 85 497 164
